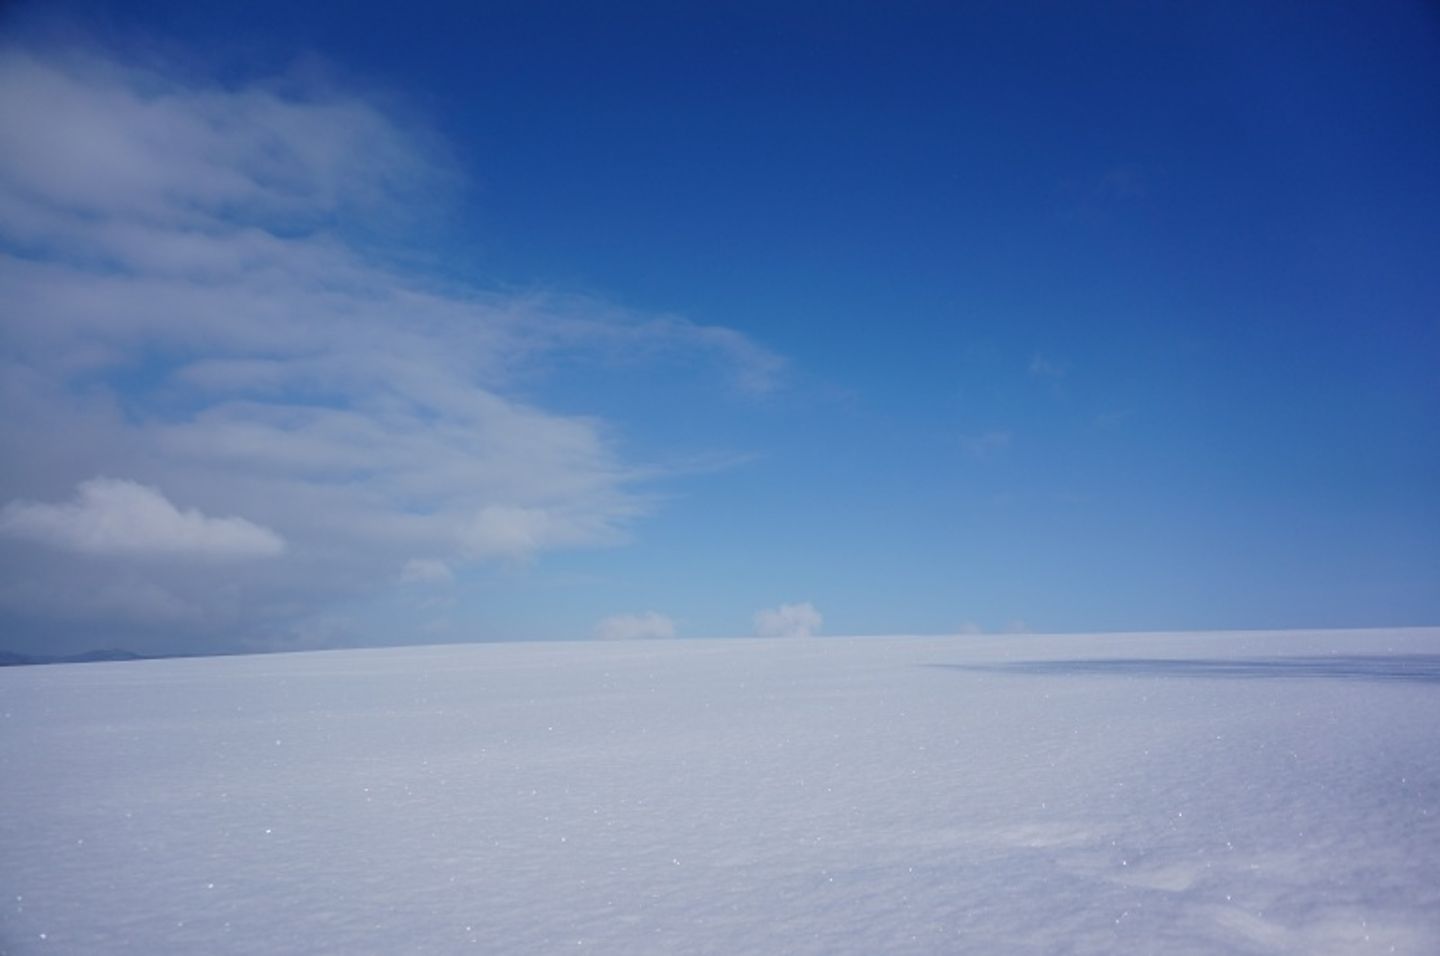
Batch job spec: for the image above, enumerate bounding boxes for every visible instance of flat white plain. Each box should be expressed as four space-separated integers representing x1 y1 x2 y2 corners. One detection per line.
2 629 1438 954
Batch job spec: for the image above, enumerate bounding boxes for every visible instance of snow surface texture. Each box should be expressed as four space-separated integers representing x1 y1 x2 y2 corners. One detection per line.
2 629 1439 955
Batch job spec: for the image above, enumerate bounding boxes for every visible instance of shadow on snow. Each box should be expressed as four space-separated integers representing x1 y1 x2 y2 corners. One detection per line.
930 655 1440 685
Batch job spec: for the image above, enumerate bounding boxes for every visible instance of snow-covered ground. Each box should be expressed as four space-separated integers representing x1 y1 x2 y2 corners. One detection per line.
2 629 1438 955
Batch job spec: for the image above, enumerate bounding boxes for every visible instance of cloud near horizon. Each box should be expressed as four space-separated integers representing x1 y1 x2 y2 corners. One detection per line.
754 602 822 638
0 478 285 559
0 43 784 652
594 611 678 641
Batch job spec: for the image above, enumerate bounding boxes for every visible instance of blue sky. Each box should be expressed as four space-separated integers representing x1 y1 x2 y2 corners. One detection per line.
1 1 1436 654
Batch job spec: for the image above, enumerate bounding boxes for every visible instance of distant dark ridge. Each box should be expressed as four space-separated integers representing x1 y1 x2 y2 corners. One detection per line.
0 649 151 667
62 649 149 664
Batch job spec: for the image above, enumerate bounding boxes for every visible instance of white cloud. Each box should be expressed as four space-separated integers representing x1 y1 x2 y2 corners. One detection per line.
0 478 285 558
0 44 783 651
0 47 444 231
460 504 628 563
594 611 677 641
398 558 453 585
754 601 822 638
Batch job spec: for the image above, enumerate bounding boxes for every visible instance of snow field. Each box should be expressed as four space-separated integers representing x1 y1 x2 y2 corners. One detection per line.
2 629 1438 954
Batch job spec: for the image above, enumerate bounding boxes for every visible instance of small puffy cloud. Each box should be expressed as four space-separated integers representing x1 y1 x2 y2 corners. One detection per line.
398 558 453 585
754 601 822 638
594 611 677 641
0 478 285 558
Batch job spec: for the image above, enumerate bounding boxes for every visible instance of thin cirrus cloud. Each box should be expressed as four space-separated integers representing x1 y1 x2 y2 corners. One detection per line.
753 602 823 638
0 478 285 559
0 43 783 650
960 430 1012 462
1028 355 1066 380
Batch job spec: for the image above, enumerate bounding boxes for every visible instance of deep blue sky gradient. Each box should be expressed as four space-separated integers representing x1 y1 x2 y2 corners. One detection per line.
6 1 1438 638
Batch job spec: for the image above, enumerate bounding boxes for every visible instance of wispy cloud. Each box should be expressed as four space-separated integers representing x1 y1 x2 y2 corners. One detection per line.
1028 354 1066 381
1092 408 1133 430
1028 354 1069 401
754 601 822 638
0 43 782 650
960 430 1012 462
398 558 453 585
594 611 677 641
